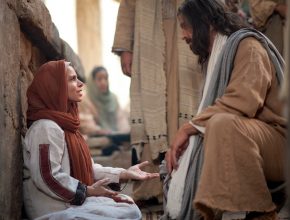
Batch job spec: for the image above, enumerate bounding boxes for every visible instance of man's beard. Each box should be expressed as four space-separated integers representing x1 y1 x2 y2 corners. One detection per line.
186 39 198 56
185 38 194 52
186 39 207 61
185 38 191 45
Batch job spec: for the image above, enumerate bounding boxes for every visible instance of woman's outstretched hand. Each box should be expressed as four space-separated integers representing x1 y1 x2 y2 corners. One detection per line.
120 161 160 181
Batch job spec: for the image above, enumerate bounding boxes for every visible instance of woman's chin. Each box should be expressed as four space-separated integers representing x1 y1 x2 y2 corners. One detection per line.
69 97 83 103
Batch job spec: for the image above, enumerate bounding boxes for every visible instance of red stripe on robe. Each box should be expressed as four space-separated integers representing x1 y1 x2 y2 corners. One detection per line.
39 144 75 202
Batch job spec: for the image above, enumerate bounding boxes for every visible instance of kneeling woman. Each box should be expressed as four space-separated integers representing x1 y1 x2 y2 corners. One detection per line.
23 60 159 220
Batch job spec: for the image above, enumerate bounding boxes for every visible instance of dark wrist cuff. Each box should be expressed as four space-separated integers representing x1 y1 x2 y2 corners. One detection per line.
107 182 121 191
71 182 87 205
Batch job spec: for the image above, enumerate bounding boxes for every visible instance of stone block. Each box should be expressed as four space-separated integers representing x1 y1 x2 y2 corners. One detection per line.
16 0 62 59
61 39 86 82
0 1 22 219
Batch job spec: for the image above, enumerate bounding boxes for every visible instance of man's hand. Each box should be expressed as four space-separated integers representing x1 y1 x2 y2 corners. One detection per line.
120 51 133 77
120 161 160 181
166 122 198 173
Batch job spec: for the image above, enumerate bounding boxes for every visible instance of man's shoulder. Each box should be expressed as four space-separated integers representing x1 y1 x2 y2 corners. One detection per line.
235 36 268 60
238 37 265 52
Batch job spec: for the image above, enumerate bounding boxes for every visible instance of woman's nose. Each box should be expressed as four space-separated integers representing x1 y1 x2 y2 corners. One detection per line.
78 79 84 87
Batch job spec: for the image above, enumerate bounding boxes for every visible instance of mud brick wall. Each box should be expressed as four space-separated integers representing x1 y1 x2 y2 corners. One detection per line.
0 0 85 219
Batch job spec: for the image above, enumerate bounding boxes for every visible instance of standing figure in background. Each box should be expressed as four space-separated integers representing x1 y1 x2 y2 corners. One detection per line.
87 66 130 134
249 0 287 55
112 0 203 204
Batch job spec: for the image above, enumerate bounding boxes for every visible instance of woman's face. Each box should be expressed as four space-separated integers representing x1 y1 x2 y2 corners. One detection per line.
94 70 109 93
67 66 84 102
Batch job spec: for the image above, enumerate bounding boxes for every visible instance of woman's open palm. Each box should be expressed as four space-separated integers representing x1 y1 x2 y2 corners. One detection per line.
122 161 160 181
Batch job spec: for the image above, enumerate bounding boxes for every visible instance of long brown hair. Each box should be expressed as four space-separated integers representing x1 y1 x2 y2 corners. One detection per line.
178 0 248 64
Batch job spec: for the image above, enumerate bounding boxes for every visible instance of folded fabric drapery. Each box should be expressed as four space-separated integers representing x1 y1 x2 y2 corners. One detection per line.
162 28 284 220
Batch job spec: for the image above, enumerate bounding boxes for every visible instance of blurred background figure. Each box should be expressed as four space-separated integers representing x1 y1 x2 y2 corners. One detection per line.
78 66 130 157
224 0 287 55
248 0 287 55
225 0 247 18
87 66 130 134
78 88 109 137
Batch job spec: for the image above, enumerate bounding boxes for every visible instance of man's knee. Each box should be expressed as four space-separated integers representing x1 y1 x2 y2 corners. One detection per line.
206 113 237 132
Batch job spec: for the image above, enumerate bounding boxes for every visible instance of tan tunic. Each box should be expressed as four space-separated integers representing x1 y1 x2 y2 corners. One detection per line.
113 0 202 159
192 37 286 217
112 0 203 201
193 37 286 135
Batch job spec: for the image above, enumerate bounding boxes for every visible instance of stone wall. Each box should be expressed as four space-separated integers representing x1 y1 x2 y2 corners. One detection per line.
0 0 85 219
286 0 290 211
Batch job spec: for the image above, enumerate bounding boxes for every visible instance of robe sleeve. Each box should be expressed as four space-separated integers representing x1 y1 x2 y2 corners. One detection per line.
92 163 126 183
27 121 82 204
112 0 136 54
192 37 273 128
249 0 277 28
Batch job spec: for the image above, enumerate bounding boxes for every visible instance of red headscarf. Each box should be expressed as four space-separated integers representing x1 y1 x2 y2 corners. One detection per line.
27 60 94 185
